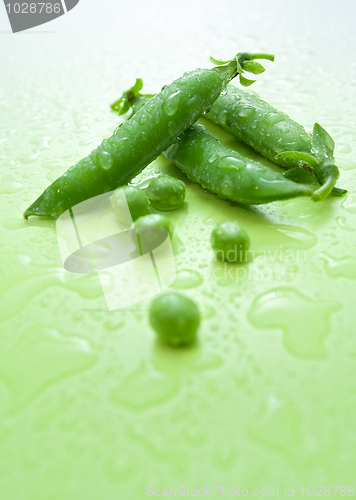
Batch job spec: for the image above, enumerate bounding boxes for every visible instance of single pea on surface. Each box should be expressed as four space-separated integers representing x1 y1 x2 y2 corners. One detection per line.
134 213 173 253
211 221 250 263
111 185 149 224
146 175 186 211
149 292 200 347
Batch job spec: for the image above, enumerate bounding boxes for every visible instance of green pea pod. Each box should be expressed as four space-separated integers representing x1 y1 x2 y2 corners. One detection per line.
204 85 344 201
164 124 313 204
24 52 272 219
111 81 313 204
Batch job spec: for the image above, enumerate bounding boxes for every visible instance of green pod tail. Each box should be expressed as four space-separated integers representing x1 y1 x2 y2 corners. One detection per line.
164 124 313 204
110 78 151 116
25 51 272 219
204 85 345 200
275 123 340 201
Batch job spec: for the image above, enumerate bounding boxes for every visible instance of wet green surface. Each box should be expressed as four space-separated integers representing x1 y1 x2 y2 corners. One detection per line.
0 0 356 498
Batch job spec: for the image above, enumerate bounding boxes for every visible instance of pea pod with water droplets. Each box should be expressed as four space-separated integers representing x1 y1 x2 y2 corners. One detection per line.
112 81 313 204
204 85 345 200
24 52 273 219
164 124 313 204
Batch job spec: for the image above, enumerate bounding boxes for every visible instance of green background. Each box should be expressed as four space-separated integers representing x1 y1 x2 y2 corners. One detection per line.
0 0 355 498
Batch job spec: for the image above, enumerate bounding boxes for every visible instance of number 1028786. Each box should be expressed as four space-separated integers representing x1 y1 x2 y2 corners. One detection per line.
5 3 61 14
301 486 354 496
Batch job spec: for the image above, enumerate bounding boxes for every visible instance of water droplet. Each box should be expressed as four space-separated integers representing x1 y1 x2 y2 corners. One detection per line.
252 224 317 252
218 109 229 125
200 304 216 319
171 269 203 289
22 171 37 180
15 153 39 164
320 252 356 279
248 394 303 458
111 362 179 409
0 266 108 324
248 288 341 358
0 327 96 407
79 137 95 146
161 91 181 116
96 150 114 170
335 216 355 232
238 106 255 118
139 114 148 125
145 102 155 113
0 175 23 194
336 143 352 154
208 152 219 163
342 194 356 214
109 134 128 149
104 316 125 331
337 159 356 170
263 112 285 126
29 135 52 151
186 94 203 108
218 156 246 172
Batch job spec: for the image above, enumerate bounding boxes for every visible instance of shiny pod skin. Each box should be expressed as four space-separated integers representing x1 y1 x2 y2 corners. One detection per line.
24 55 251 219
204 85 341 200
165 124 313 204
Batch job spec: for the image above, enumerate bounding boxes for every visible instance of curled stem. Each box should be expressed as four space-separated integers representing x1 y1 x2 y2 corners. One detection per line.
211 51 275 87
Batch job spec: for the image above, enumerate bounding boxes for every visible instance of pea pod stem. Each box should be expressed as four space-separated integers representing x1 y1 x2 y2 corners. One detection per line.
24 52 272 219
312 160 340 201
211 52 274 87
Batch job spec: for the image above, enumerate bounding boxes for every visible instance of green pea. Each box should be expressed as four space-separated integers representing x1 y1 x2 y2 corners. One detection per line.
211 221 250 263
149 292 200 347
134 214 173 253
146 175 186 211
111 185 149 224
